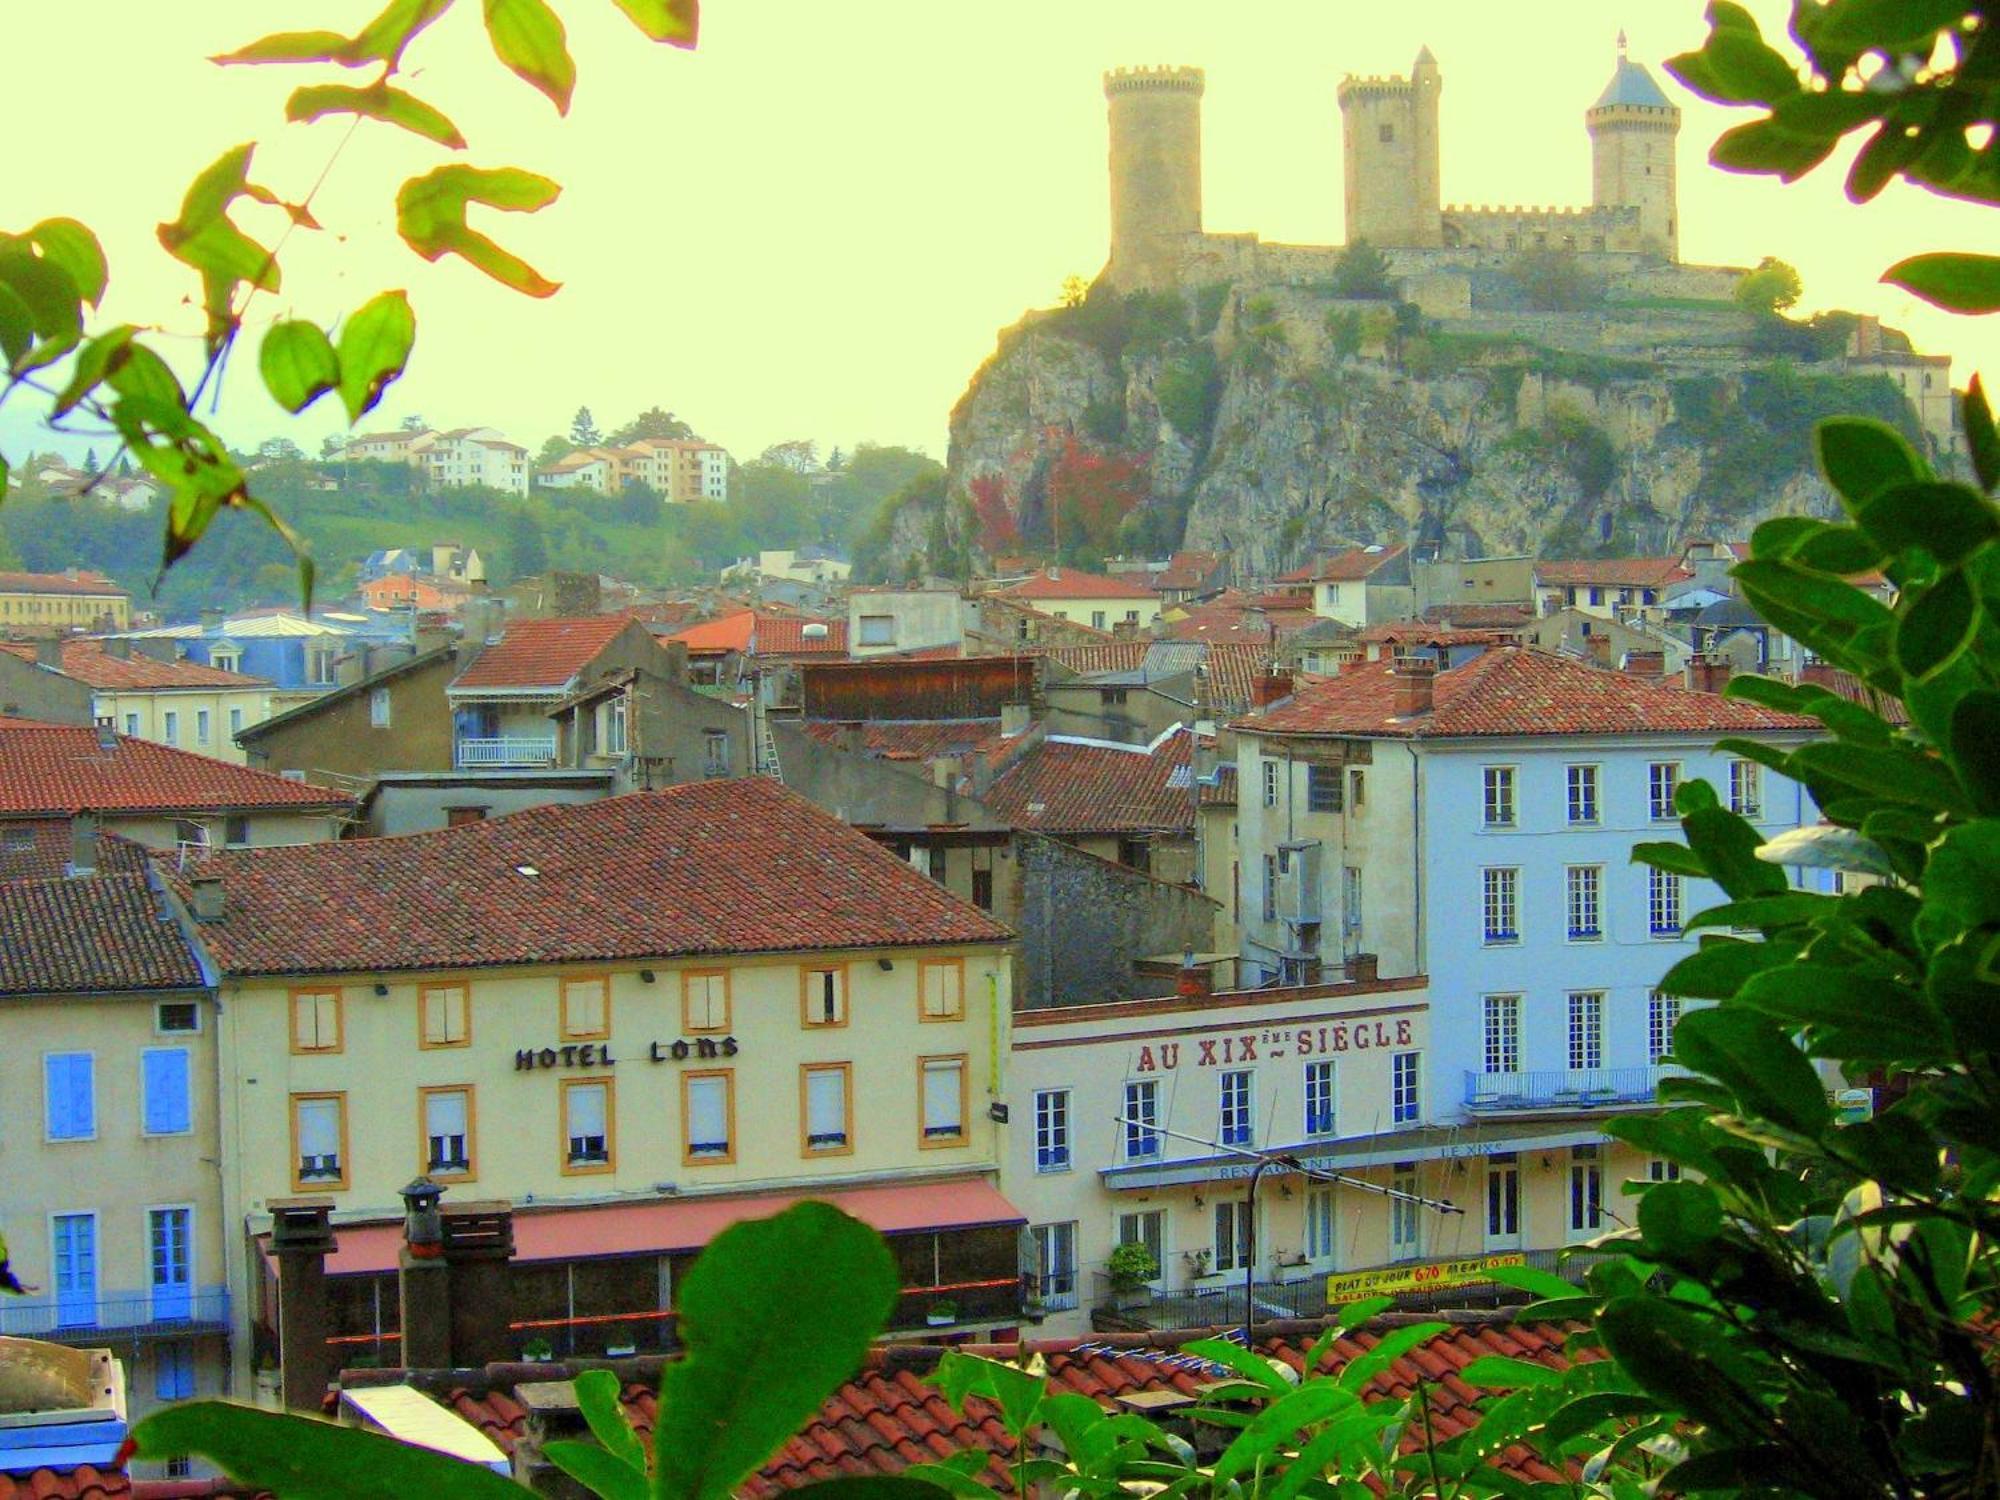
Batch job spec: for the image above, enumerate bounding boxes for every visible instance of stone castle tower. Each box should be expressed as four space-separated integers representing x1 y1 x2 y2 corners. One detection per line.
1586 32 1682 258
1335 47 1444 249
1102 66 1206 291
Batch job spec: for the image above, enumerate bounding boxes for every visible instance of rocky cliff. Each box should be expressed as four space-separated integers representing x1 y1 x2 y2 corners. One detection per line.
916 279 1936 579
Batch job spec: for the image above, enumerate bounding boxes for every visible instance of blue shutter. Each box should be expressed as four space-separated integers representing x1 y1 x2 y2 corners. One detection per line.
46 1054 95 1139
144 1051 191 1135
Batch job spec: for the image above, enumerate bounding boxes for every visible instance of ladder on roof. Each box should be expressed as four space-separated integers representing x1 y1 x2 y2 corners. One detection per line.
754 712 782 779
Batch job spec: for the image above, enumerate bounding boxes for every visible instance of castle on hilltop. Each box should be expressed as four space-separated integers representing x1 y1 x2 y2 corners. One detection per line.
1101 35 1683 292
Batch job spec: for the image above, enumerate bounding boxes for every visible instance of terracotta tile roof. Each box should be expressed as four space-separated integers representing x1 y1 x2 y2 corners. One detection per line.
1534 558 1692 589
1274 545 1406 585
0 1467 130 1500
0 722 357 818
984 731 1197 835
1037 643 1151 676
450 617 634 692
0 641 267 690
173 779 1013 977
1241 646 1818 739
1159 596 1310 647
994 568 1157 602
0 570 128 599
1202 643 1281 715
800 719 1008 762
1356 623 1522 646
1153 551 1226 592
1420 603 1536 628
0 820 150 880
0 867 205 995
753 614 847 658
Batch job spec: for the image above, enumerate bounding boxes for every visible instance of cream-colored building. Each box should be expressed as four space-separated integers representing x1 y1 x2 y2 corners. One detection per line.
988 569 1162 633
178 780 1022 1385
0 569 131 634
0 638 278 764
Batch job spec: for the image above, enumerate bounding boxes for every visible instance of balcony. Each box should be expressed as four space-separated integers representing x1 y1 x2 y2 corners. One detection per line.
1463 1066 1679 1114
454 735 557 767
0 1286 230 1343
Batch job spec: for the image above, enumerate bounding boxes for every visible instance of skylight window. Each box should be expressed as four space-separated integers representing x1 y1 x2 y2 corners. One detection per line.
514 863 540 877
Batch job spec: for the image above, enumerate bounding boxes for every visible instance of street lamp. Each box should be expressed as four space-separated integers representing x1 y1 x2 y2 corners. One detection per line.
1245 1154 1303 1351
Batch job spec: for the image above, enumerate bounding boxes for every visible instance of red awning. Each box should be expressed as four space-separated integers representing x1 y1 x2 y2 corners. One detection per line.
269 1178 1025 1277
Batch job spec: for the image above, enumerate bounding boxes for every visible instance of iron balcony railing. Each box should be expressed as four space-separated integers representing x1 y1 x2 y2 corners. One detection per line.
0 1286 230 1342
1462 1065 1682 1112
454 735 558 767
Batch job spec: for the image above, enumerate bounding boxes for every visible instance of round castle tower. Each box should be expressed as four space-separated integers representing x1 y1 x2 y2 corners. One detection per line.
1586 32 1682 259
1102 66 1205 292
1335 47 1443 250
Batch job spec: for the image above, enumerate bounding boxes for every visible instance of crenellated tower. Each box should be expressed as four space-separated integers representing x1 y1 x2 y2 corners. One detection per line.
1102 65 1206 291
1586 31 1682 259
1336 47 1443 249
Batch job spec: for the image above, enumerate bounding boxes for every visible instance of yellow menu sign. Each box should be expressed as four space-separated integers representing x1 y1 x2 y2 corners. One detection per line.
1325 1253 1527 1304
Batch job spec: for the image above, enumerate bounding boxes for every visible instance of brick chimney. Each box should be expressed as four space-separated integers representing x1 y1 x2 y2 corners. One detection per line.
1391 657 1436 717
1684 653 1732 695
1344 952 1379 985
1585 634 1611 665
442 1201 516 1368
1176 948 1212 999
1623 648 1665 677
270 1198 338 1413
1248 670 1295 710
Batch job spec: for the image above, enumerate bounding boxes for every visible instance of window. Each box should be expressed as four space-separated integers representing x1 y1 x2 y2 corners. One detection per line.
1342 865 1362 936
1213 1200 1252 1273
155 1341 196 1402
927 845 949 882
423 1087 473 1177
1035 1088 1071 1172
369 688 392 728
702 730 730 777
229 706 244 737
445 805 488 826
45 1052 96 1141
308 647 337 685
1028 1222 1077 1305
1648 1158 1683 1182
1378 122 1395 142
858 614 896 647
291 988 342 1053
1568 992 1605 1070
1648 990 1683 1061
1730 759 1763 818
196 709 211 746
802 966 846 1026
1219 1070 1252 1147
1390 1163 1420 1260
1482 766 1516 828
223 815 249 847
1569 1145 1604 1235
1349 767 1365 808
1304 1061 1336 1137
1481 867 1519 944
971 848 994 911
51 1213 98 1327
1117 1210 1164 1280
1649 867 1684 936
565 1079 615 1171
1261 854 1278 922
919 1056 967 1146
123 713 139 737
1486 1154 1520 1242
419 984 469 1048
1261 760 1279 808
1304 1187 1336 1262
142 1049 192 1136
163 710 179 745
1090 610 1106 630
1649 761 1680 821
1483 995 1520 1074
1567 865 1602 940
605 697 627 754
681 970 730 1033
1307 764 1343 813
1123 1079 1160 1159
1392 1051 1420 1123
156 1001 200 1034
293 1093 347 1189
919 959 964 1020
802 1063 851 1153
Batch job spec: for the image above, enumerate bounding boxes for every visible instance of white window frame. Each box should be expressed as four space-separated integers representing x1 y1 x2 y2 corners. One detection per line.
1482 765 1516 829
1729 759 1763 818
1566 864 1602 941
1213 1199 1252 1274
1566 763 1599 825
1567 991 1605 1071
1218 1070 1252 1148
369 688 392 728
1485 1154 1521 1246
1389 1164 1420 1261
1482 995 1520 1074
1648 761 1681 822
1034 1088 1071 1173
1391 1051 1421 1124
1261 759 1279 808
1481 866 1519 944
1569 1144 1604 1238
1649 867 1684 936
1123 1079 1160 1160
1029 1221 1077 1306
1648 990 1683 1062
1303 1061 1336 1138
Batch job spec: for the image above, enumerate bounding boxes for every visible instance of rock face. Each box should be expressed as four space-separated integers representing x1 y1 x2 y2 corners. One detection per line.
925 283 1933 578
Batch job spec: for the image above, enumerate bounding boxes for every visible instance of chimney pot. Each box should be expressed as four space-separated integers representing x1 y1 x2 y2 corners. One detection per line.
1391 657 1436 717
191 873 225 922
1249 669 1295 710
1684 652 1732 695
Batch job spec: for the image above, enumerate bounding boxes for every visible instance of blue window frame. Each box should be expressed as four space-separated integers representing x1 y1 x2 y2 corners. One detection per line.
143 1049 192 1136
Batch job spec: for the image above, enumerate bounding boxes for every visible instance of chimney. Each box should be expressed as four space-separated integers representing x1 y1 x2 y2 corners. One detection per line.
839 720 867 757
269 1198 338 1413
397 1179 452 1370
1684 653 1732 695
1330 646 1364 675
511 1382 595 1500
1798 659 1839 690
442 1201 516 1367
1344 952 1380 985
1623 648 1665 677
93 718 116 751
1392 657 1436 717
664 639 690 683
1111 619 1138 640
34 637 64 670
1248 669 1295 710
1585 634 1611 665
101 636 132 660
190 873 225 922
199 606 225 633
1000 701 1031 738
1176 949 1212 999
68 813 99 876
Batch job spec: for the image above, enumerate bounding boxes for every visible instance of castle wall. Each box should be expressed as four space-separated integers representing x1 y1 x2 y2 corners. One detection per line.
1590 105 1680 259
1441 204 1644 254
1104 67 1205 291
1337 71 1442 249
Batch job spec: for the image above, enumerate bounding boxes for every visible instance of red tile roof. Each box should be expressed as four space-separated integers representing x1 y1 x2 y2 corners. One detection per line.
1202 643 1282 715
994 569 1157 602
1534 558 1692 589
0 819 150 880
173 779 1014 977
984 731 1197 835
0 1467 130 1500
0 866 206 995
0 640 266 690
0 570 128 599
1159 594 1312 646
1037 643 1151 676
1420 603 1536 628
1274 545 1406 585
1153 551 1226 592
801 719 1008 763
663 611 846 659
450 617 634 692
0 722 357 818
1241 646 1818 739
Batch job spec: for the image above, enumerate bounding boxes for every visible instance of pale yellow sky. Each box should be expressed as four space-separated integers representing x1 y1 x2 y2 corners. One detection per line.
3 1 1992 464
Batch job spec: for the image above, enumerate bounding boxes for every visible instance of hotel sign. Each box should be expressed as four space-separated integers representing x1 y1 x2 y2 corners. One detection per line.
513 1036 740 1070
1325 1253 1526 1304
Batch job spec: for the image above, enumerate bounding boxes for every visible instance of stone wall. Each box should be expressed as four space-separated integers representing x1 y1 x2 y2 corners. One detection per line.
1012 833 1220 1009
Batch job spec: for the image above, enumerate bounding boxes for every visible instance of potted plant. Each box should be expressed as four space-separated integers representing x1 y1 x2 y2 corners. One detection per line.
1106 1242 1159 1308
925 1299 957 1326
521 1336 554 1363
1183 1248 1215 1279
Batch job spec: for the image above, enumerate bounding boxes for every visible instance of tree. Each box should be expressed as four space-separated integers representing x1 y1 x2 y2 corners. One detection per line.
503 508 547 582
1058 273 1089 309
606 406 695 445
616 479 663 526
399 414 428 433
318 435 343 460
569 406 601 447
758 438 819 473
1330 238 1394 300
1735 254 1804 315
257 437 304 464
1504 244 1606 311
84 446 98 472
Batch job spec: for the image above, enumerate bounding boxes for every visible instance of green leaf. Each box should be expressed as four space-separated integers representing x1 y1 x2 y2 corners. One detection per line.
1815 417 1926 512
545 1440 649 1500
1793 524 1889 577
1947 691 2000 816
652 1201 898 1500
156 144 281 348
1459 1355 1563 1390
350 0 457 68
1884 252 2000 314
286 83 467 148
1482 1263 1575 1301
897 1460 995 1500
212 29 354 64
1672 1006 1831 1136
1895 568 1979 680
104 342 186 407
259 320 341 414
336 290 417 422
928 1351 1045 1437
1336 1321 1447 1393
1680 800 1792 900
1669 4 1800 106
1733 558 1898 683
1963 376 2000 494
1630 840 1708 878
1855 481 2000 565
483 0 576 113
1711 115 1839 180
571 1368 647 1475
1786 741 1974 816
1595 1298 1768 1441
0 246 83 372
1636 1180 1724 1258
28 219 108 306
1817 0 1977 55
126 1401 526 1500
51 325 138 418
1538 1393 1661 1449
1210 1382 1359 1484
1179 1338 1294 1395
1733 965 1933 1056
783 1482 955 1500
0 284 31 366
396 165 562 296
1659 937 1797 1000
612 0 699 46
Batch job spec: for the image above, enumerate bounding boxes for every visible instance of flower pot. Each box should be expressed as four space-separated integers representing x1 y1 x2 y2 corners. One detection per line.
926 1313 955 1327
